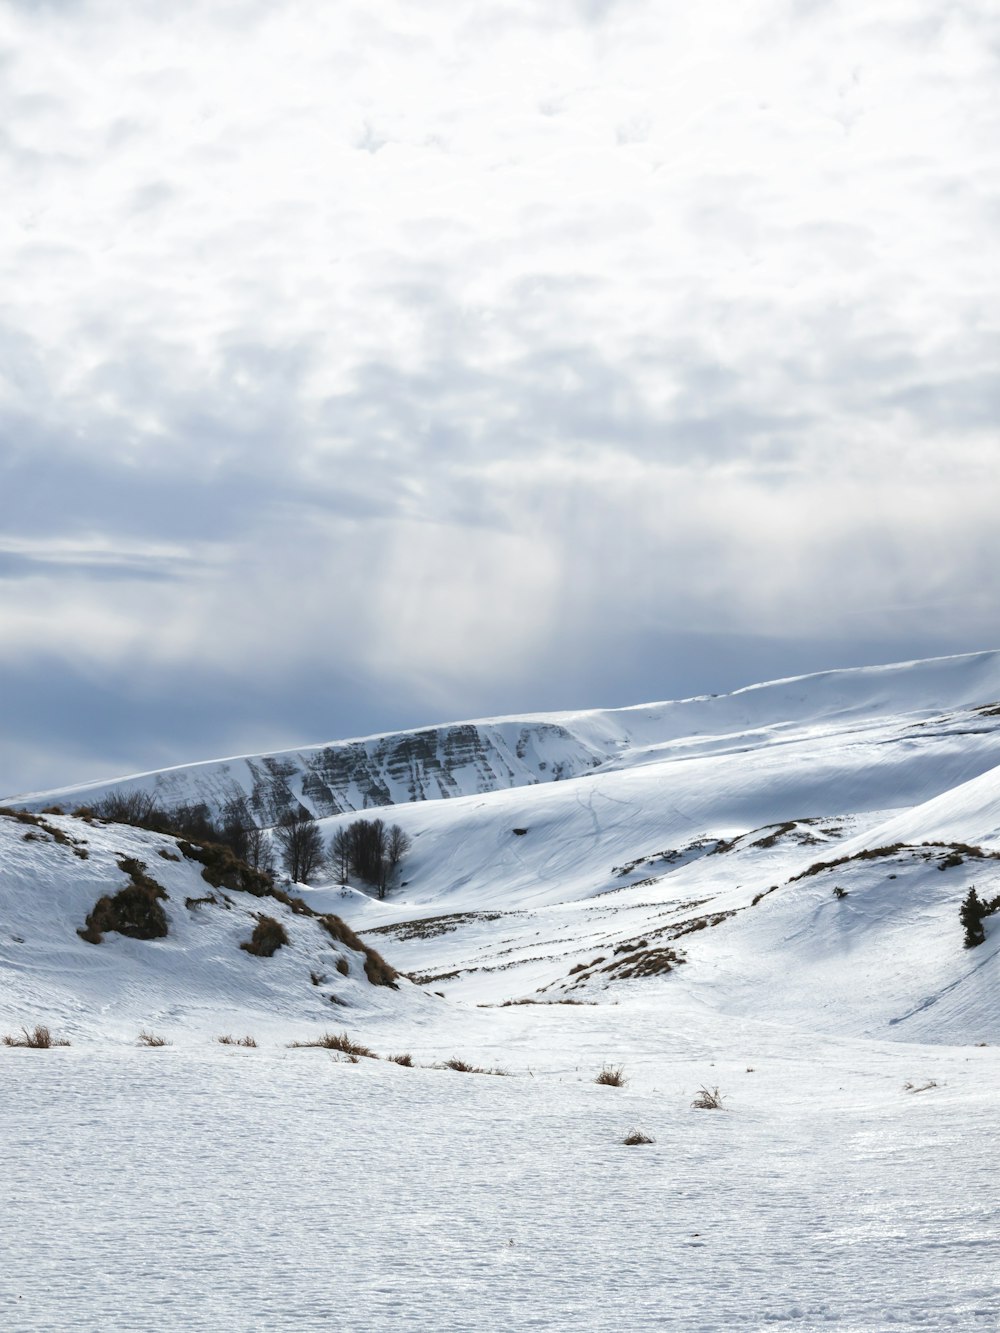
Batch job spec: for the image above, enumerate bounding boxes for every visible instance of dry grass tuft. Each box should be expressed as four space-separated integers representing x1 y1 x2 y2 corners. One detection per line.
3 1025 70 1049
437 1057 508 1075
691 1085 726 1109
622 1129 654 1146
595 1065 627 1087
389 1053 414 1066
288 1031 378 1058
218 1035 258 1047
137 1030 170 1047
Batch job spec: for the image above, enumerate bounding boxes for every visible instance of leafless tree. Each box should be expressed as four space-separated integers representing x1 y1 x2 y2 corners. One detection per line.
387 824 411 869
328 827 351 883
274 809 324 883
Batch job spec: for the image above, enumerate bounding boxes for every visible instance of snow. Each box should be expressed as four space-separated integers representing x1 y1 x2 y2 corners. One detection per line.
3 651 1000 1329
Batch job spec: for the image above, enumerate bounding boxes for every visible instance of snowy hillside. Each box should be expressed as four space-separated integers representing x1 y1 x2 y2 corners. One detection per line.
0 807 409 1044
4 651 1000 1330
12 649 1000 824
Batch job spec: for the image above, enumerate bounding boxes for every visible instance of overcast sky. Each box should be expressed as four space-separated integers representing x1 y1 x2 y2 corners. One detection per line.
2 0 998 795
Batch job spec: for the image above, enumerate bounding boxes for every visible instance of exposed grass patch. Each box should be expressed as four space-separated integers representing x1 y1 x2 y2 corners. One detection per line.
903 1079 940 1093
177 838 274 897
691 1085 726 1109
79 860 169 944
622 1129 654 1146
3 1025 70 1048
319 914 398 988
438 1057 508 1075
389 1053 413 1066
602 946 685 979
288 1031 378 1058
595 1065 627 1087
240 915 289 958
137 1030 169 1047
218 1034 258 1047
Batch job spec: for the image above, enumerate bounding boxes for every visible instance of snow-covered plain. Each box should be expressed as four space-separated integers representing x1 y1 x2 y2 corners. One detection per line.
3 652 1000 1330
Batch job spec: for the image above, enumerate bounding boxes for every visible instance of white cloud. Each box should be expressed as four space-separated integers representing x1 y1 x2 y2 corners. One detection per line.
1 0 998 786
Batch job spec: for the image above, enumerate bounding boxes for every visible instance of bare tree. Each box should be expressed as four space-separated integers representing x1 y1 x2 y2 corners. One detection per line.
347 817 387 888
328 827 351 883
337 817 411 899
273 809 324 883
386 824 411 869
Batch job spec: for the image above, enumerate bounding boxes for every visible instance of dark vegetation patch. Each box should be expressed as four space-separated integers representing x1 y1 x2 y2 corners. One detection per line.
3 1024 70 1048
601 946 685 979
792 841 1000 882
671 909 737 938
569 956 606 975
389 1053 413 1066
185 894 217 910
240 914 289 957
218 1034 257 1047
364 909 513 940
751 885 780 906
613 838 720 878
691 1085 726 1110
320 915 398 988
177 839 273 897
960 887 1000 949
0 806 89 856
622 1130 654 1146
406 967 465 986
595 1065 627 1087
289 1031 378 1057
713 818 826 855
137 1030 170 1047
79 859 169 944
438 1058 508 1075
158 848 180 861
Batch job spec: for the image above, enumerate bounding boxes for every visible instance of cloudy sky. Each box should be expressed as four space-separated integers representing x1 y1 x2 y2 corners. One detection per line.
1 0 998 794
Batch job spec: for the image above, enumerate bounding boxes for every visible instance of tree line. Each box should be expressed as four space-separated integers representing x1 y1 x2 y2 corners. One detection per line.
91 790 410 897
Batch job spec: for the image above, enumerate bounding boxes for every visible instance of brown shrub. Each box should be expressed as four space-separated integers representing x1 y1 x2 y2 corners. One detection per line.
691 1085 726 1109
288 1031 378 1058
438 1058 508 1075
79 861 169 944
319 914 398 988
389 1053 413 1066
240 915 289 957
137 1030 169 1047
218 1034 258 1047
3 1025 70 1048
595 1065 627 1087
622 1129 654 1145
177 839 273 897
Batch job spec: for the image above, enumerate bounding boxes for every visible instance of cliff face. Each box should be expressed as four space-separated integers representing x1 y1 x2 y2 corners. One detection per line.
22 719 615 827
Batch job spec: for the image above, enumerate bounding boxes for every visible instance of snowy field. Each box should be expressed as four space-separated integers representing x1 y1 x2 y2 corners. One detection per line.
3 653 1000 1330
3 1018 998 1332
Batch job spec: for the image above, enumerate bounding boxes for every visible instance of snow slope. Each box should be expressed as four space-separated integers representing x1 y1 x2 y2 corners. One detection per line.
11 649 1000 823
3 652 1000 1330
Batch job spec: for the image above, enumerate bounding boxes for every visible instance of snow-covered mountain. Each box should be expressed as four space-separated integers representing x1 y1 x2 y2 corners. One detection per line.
5 651 1000 1331
3 649 1000 1044
11 648 1000 823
